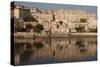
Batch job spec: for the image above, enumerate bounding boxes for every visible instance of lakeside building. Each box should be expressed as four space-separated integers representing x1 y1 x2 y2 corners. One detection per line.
12 4 97 34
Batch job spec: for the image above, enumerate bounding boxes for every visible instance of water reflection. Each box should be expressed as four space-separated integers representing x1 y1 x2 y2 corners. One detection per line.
14 37 97 65
33 42 44 49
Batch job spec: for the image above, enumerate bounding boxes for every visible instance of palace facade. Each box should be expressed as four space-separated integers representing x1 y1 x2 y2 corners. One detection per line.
12 4 97 34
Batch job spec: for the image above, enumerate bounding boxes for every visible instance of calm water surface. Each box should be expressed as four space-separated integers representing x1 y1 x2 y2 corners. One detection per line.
14 37 97 65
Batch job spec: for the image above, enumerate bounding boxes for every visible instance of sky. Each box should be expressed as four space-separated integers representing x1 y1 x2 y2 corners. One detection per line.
14 1 97 14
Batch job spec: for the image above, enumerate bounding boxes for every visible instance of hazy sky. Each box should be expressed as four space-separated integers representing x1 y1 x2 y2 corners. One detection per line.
14 1 97 14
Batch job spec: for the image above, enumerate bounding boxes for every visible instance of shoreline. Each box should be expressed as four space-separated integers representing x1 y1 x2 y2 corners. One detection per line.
13 32 97 38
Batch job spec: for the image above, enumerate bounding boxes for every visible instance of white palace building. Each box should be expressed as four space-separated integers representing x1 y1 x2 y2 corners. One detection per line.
13 5 97 34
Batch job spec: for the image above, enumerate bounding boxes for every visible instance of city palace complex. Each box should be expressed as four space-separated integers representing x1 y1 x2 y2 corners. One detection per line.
12 4 97 35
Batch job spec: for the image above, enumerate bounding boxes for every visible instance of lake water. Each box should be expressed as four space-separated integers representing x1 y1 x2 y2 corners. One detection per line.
14 37 97 65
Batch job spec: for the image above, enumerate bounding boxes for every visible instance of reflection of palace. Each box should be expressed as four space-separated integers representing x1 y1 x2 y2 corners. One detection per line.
12 4 97 34
14 37 97 65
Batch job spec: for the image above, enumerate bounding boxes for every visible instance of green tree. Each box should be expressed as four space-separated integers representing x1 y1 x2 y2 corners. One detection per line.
75 26 85 32
52 14 55 21
26 24 33 32
80 18 87 23
22 9 38 22
59 21 63 25
33 24 44 34
13 17 24 32
89 27 97 32
57 24 59 28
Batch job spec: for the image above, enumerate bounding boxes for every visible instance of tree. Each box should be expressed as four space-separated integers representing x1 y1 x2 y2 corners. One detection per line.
52 14 55 21
89 27 97 32
80 18 87 23
26 24 33 32
13 17 24 32
21 27 27 32
59 21 63 25
23 15 38 22
57 24 59 28
75 26 85 32
33 24 44 34
22 9 38 22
